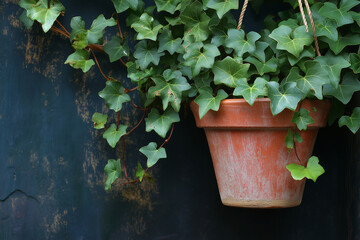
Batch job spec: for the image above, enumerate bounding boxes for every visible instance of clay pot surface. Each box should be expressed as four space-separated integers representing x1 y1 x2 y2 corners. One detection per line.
190 98 331 208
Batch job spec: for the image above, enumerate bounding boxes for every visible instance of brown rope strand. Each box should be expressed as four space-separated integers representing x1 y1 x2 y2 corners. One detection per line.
303 0 321 56
237 0 249 30
297 0 309 32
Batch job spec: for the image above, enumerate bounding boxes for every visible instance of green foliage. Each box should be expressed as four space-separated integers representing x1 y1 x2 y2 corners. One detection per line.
145 108 179 138
131 13 163 41
103 124 127 148
64 49 95 72
233 78 267 106
339 107 360 133
212 57 249 88
92 113 108 129
139 142 167 168
104 159 121 190
292 108 314 130
136 162 145 182
99 81 131 112
194 89 228 119
267 82 303 115
103 37 129 63
286 156 325 182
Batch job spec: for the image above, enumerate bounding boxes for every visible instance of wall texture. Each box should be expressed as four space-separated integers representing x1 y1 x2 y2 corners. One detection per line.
0 0 359 239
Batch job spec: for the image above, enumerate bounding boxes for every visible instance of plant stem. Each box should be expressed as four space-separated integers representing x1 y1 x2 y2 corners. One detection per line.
116 13 124 44
56 19 70 36
159 124 174 149
125 110 147 136
122 138 129 181
90 49 111 81
125 86 138 93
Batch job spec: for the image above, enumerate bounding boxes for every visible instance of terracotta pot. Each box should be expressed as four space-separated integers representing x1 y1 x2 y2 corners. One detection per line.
190 98 331 208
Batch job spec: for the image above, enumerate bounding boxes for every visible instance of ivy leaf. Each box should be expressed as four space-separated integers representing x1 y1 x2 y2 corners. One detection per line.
251 41 269 63
112 0 139 13
269 25 313 58
286 61 327 99
245 56 277 75
136 163 145 182
69 16 88 49
316 52 350 87
225 29 261 57
340 0 360 11
267 81 304 115
131 13 163 41
103 36 129 62
154 0 182 14
287 46 314 66
103 123 127 148
87 14 116 44
180 1 211 41
19 10 34 29
350 51 360 74
212 56 250 88
64 49 95 72
286 156 325 182
183 43 220 77
323 72 360 104
322 34 360 55
134 41 164 70
158 29 182 55
285 129 294 149
25 0 65 33
315 19 338 41
292 108 314 130
140 142 167 168
319 2 354 27
233 78 268 106
98 81 131 112
104 159 121 190
339 107 360 133
92 112 108 129
205 0 238 18
145 107 180 138
194 89 228 119
147 75 191 112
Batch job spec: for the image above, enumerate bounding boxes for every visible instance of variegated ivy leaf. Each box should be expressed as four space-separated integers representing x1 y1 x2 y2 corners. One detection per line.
285 61 327 99
322 34 360 55
180 1 211 42
112 0 140 13
323 72 360 104
269 25 313 58
20 0 65 33
350 49 360 74
339 107 360 133
318 1 356 27
183 43 220 77
194 89 228 119
103 37 129 63
98 81 131 112
145 107 180 138
103 123 127 148
131 13 163 41
104 159 121 190
64 49 95 72
147 75 191 112
225 29 261 57
134 40 164 70
267 81 304 115
316 52 351 87
233 78 268 106
292 108 314 130
140 142 167 168
92 112 108 129
158 29 182 55
212 56 250 88
205 0 238 18
154 0 182 14
245 56 277 76
286 156 325 182
315 19 338 41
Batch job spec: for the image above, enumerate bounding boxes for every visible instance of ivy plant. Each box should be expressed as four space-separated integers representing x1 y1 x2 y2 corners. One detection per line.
19 0 360 189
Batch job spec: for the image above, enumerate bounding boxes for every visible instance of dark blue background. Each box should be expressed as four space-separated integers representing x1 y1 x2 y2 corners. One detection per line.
1 0 359 239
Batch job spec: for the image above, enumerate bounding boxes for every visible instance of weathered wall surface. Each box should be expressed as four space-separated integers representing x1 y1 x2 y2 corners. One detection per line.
0 0 359 239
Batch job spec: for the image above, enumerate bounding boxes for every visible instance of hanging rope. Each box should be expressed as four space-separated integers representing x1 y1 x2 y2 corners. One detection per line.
237 0 249 30
297 0 309 32
302 0 321 56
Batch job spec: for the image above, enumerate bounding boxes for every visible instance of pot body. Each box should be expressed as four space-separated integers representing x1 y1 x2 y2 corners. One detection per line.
190 98 331 208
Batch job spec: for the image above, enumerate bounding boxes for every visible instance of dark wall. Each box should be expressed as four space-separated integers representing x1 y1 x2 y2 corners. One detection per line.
0 0 359 239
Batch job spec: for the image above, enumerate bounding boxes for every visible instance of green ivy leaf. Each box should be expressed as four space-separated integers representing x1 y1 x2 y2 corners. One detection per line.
285 128 294 149
340 0 360 11
322 34 360 55
194 89 228 119
154 0 182 14
183 43 220 77
269 25 313 58
205 0 238 18
69 16 87 49
267 81 304 115
233 78 268 106
212 56 250 88
103 123 127 148
180 1 211 41
112 0 139 13
250 41 269 63
136 162 145 182
131 13 163 41
245 56 277 75
339 107 360 133
158 29 182 55
87 14 116 44
350 50 360 74
316 52 351 87
315 19 338 41
286 156 325 182
287 46 314 66
140 142 167 168
292 108 314 130
323 72 360 104
319 2 354 27
19 10 34 29
98 81 131 112
103 36 129 63
145 107 180 138
23 0 65 33
64 49 95 72
104 159 121 190
134 41 164 70
92 112 108 129
225 29 261 57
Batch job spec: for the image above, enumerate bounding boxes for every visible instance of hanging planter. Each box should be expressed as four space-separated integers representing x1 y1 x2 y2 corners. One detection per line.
191 99 331 208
